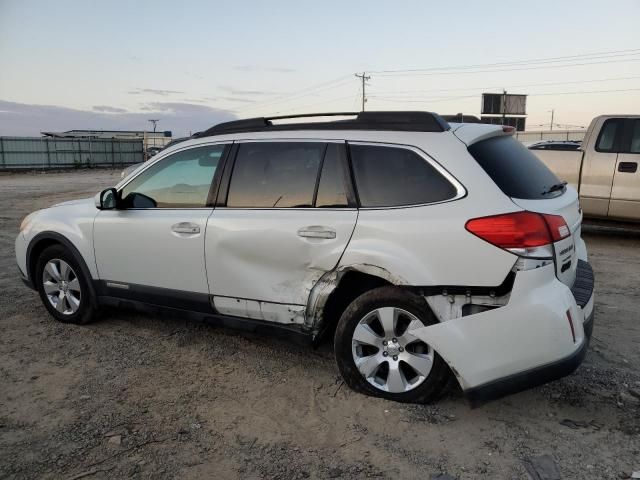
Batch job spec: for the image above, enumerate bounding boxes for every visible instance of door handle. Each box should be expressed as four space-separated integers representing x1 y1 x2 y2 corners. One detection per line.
297 226 336 239
618 162 638 173
171 222 200 234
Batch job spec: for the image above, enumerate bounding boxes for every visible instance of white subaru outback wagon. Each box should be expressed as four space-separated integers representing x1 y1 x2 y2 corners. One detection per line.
16 111 594 405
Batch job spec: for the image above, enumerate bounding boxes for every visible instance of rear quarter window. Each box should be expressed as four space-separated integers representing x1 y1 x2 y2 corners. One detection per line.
468 135 563 200
349 144 458 207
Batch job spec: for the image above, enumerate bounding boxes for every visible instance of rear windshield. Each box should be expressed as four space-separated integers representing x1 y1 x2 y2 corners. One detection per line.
468 135 564 199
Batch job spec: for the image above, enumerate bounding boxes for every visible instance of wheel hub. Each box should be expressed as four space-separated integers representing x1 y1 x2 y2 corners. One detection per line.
384 341 400 357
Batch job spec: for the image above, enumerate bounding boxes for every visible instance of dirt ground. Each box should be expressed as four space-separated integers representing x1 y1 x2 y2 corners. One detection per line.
1 169 638 480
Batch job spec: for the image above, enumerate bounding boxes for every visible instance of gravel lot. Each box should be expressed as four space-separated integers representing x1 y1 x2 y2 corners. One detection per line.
1 169 639 480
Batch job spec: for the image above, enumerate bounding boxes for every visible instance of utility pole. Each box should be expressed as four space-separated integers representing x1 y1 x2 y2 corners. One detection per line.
147 119 160 150
355 72 371 111
501 89 507 125
549 109 555 131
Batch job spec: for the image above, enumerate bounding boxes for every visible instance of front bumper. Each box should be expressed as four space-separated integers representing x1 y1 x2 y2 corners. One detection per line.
19 267 35 290
410 261 595 405
16 232 35 290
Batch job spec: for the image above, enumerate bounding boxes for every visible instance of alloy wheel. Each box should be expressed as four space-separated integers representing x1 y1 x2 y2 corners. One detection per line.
351 307 434 393
42 259 81 315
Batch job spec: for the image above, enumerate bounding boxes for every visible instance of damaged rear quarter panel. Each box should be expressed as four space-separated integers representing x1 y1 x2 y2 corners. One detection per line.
339 201 517 287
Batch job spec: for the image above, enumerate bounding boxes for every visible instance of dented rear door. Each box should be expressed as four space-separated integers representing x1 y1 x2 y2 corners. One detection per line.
205 141 357 321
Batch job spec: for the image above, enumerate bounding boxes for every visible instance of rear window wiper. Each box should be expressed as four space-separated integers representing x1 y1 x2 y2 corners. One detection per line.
541 181 567 196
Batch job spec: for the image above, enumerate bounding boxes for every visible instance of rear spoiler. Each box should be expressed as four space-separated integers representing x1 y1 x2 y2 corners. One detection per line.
451 123 515 147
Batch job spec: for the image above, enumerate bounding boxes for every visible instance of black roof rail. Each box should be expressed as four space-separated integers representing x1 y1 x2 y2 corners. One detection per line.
194 111 450 138
441 113 482 124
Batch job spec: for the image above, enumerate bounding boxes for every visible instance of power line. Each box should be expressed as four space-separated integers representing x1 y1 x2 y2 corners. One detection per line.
368 87 640 105
367 48 640 74
352 86 363 110
367 75 640 97
532 87 640 96
270 94 358 115
228 48 640 115
373 57 640 77
237 75 352 113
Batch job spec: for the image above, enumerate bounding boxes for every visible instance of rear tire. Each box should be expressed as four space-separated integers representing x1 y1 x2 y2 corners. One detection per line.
35 244 98 325
334 286 450 404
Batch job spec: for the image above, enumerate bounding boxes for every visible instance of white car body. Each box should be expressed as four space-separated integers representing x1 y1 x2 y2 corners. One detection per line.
16 112 594 404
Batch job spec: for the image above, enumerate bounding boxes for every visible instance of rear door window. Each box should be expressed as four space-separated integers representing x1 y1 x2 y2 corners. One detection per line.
227 142 325 208
349 144 458 207
468 135 563 199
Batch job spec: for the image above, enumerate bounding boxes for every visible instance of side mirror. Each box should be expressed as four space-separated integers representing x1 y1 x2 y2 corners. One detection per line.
95 188 118 210
124 192 157 208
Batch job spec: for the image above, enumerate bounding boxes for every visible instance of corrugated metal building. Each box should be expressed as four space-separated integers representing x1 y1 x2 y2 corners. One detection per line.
42 129 172 151
0 136 143 170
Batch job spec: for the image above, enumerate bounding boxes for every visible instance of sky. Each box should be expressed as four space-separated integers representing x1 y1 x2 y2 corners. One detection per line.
1 0 639 136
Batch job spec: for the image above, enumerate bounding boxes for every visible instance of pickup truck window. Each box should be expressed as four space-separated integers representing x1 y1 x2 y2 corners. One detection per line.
596 118 624 153
469 135 564 200
630 119 640 153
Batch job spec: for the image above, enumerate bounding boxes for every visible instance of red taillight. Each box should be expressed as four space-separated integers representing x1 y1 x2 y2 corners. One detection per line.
465 211 569 249
502 126 515 134
544 214 571 242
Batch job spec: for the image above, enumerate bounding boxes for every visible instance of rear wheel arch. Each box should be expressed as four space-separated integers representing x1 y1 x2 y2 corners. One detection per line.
310 266 405 344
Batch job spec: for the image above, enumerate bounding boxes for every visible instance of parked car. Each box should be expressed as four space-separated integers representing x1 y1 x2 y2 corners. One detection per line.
16 111 594 405
528 140 582 151
146 146 164 157
529 115 640 222
122 137 190 180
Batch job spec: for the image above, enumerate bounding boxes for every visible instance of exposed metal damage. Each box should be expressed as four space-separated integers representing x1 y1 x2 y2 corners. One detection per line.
424 291 510 323
305 264 407 335
213 296 306 325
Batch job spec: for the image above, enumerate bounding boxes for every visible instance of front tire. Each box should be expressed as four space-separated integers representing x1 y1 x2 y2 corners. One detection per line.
334 286 450 404
35 244 98 324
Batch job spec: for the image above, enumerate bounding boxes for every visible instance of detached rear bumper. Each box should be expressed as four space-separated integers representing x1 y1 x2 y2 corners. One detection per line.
466 306 593 406
409 261 595 405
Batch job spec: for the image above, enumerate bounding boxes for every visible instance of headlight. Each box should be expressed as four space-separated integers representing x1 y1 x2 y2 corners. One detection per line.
20 211 38 232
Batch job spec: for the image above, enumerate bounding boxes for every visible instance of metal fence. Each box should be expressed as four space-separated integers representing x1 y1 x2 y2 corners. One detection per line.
515 129 586 144
0 137 144 170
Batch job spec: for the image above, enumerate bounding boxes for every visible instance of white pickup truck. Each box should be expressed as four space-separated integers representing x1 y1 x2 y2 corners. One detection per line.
529 115 640 222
